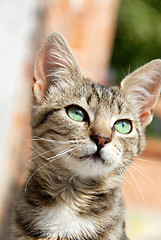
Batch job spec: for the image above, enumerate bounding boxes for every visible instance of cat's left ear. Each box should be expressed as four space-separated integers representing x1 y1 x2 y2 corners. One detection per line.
120 59 161 126
32 32 82 103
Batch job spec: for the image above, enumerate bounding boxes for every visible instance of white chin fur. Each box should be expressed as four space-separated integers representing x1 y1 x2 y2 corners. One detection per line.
63 144 122 178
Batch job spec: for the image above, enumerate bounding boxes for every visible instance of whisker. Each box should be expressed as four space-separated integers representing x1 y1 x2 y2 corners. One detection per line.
23 148 38 161
134 157 161 164
25 137 54 143
66 153 73 162
118 164 129 184
117 157 130 184
130 164 154 184
126 168 146 209
27 136 71 144
28 146 65 162
124 170 142 209
131 161 147 174
122 152 161 164
117 167 123 180
124 159 150 183
44 148 76 163
24 147 76 192
33 136 82 145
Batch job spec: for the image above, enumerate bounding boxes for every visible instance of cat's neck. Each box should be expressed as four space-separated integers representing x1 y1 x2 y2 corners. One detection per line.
22 165 124 240
25 164 122 210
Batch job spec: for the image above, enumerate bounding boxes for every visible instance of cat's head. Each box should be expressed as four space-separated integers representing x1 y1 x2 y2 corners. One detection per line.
32 32 161 179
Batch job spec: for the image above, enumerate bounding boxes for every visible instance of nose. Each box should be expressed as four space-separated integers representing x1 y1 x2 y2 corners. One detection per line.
91 135 111 151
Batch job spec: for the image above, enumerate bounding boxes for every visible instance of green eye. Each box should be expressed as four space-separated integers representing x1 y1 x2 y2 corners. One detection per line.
66 105 87 122
114 119 132 134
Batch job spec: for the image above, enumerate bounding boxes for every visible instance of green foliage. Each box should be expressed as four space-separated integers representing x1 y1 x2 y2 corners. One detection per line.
111 0 161 138
111 0 161 84
146 116 161 138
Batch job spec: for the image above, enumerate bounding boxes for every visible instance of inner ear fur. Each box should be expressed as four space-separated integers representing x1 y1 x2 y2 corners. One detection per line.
32 32 82 103
120 59 161 126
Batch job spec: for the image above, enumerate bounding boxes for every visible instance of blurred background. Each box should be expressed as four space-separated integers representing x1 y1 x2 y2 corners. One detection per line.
0 0 161 239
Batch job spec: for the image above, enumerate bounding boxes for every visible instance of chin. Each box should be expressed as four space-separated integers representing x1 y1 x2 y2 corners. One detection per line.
63 154 119 179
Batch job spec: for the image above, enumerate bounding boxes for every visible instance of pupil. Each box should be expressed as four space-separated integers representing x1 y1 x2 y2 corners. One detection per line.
76 110 79 115
76 109 82 117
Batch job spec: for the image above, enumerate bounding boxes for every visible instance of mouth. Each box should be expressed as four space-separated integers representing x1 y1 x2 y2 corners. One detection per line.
80 151 105 164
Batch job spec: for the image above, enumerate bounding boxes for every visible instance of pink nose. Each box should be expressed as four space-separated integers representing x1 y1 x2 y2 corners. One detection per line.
91 135 111 150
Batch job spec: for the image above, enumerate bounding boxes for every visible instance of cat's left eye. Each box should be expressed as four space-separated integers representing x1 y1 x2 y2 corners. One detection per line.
66 105 88 122
114 119 132 134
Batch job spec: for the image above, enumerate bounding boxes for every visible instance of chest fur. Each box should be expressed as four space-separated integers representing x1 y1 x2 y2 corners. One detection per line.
35 202 101 239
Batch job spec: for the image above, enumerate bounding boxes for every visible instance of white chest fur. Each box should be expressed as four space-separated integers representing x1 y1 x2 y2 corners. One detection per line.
35 202 99 239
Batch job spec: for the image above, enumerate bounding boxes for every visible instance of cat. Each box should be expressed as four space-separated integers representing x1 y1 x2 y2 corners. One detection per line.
12 32 161 240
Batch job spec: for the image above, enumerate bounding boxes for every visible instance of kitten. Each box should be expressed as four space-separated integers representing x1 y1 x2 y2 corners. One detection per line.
12 32 161 240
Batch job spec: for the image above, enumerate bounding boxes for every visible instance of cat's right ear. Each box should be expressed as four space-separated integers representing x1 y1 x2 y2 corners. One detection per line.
120 59 161 127
32 32 82 103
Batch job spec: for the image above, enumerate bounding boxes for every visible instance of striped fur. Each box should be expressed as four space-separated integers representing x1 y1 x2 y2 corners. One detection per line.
12 32 161 240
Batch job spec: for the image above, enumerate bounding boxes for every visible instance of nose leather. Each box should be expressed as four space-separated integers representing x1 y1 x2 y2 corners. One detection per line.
91 135 111 151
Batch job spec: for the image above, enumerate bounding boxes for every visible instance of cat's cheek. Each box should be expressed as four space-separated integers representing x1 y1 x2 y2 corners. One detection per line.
73 141 97 158
101 145 122 167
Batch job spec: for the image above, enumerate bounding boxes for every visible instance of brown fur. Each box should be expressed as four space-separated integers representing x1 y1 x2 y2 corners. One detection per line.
12 32 161 240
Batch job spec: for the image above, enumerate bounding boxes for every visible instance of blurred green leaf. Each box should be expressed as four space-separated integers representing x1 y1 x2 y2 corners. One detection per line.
111 0 161 84
111 0 161 138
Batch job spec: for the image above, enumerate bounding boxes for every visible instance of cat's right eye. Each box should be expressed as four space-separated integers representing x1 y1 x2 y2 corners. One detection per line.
114 119 132 134
66 105 88 122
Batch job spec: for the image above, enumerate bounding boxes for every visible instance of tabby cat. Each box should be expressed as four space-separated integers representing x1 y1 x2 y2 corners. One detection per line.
12 32 161 240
